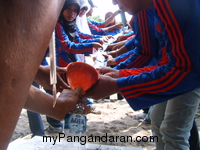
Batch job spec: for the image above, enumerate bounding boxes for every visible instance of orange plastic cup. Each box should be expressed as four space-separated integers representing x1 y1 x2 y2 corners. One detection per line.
66 62 100 91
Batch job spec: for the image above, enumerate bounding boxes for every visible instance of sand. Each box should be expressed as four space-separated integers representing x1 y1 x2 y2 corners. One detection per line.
10 97 153 149
10 95 200 149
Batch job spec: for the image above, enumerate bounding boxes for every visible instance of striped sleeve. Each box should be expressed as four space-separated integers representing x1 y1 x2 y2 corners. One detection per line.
115 50 135 66
117 10 155 69
55 22 93 54
88 18 105 28
87 19 105 35
119 47 168 77
76 26 102 39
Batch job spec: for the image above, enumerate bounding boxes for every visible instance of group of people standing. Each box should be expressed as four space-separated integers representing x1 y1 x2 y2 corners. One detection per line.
84 0 200 150
1 0 199 150
27 0 126 138
23 0 200 150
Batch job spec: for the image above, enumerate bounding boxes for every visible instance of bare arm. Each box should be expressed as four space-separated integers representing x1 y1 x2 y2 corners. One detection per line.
25 86 83 120
35 66 70 92
103 23 123 33
104 10 121 26
115 45 129 56
84 75 120 100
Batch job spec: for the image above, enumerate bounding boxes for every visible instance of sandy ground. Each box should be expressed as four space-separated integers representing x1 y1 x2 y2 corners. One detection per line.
10 97 154 149
10 95 200 149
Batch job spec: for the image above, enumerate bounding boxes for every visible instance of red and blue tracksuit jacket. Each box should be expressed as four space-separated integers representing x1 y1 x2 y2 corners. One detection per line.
55 22 100 67
115 9 159 70
117 0 200 110
76 25 103 39
87 18 105 35
87 18 122 36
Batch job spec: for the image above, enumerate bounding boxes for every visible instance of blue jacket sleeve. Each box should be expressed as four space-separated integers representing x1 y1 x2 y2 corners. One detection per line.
87 19 105 35
55 22 93 54
76 26 102 39
114 37 135 65
124 37 135 51
115 9 159 70
114 49 135 67
87 18 105 28
74 32 101 43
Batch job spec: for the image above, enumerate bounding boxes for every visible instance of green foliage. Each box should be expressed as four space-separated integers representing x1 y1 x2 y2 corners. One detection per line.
88 16 104 22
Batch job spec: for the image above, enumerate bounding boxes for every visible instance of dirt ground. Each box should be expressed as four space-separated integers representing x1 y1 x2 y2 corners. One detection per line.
10 96 200 149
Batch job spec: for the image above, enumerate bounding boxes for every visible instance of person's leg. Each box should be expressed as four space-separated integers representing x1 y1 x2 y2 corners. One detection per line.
135 107 150 121
0 1 64 149
189 119 200 150
142 107 150 114
27 111 45 137
160 88 200 150
117 93 124 100
27 81 45 137
150 101 167 149
46 116 63 133
46 116 63 128
84 98 93 108
143 105 153 124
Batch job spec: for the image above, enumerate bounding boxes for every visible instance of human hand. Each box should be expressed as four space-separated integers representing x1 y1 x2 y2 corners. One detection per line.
83 75 119 100
114 23 123 29
56 87 85 119
116 35 125 42
101 35 114 43
106 35 114 39
100 37 109 44
99 67 120 78
93 42 103 50
25 86 85 121
104 43 118 52
35 66 70 92
99 38 105 44
102 54 117 66
107 50 118 58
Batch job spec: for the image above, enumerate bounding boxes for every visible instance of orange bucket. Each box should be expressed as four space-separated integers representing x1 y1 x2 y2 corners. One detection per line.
66 62 100 91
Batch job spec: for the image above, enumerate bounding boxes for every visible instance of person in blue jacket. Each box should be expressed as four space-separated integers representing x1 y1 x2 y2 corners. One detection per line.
56 0 101 112
85 0 200 149
103 12 121 36
86 0 123 36
106 9 159 69
55 0 103 70
104 8 200 150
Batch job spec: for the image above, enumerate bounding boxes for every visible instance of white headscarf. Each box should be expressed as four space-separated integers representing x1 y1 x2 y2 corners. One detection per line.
76 0 92 35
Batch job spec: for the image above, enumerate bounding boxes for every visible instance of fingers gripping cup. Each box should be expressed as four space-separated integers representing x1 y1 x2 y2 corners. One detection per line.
66 62 100 91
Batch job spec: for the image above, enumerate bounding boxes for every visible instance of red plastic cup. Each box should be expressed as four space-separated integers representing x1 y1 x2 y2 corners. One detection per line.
66 62 100 91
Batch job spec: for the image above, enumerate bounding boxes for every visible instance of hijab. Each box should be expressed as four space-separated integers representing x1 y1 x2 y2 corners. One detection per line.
76 0 92 35
58 0 80 62
58 0 80 41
